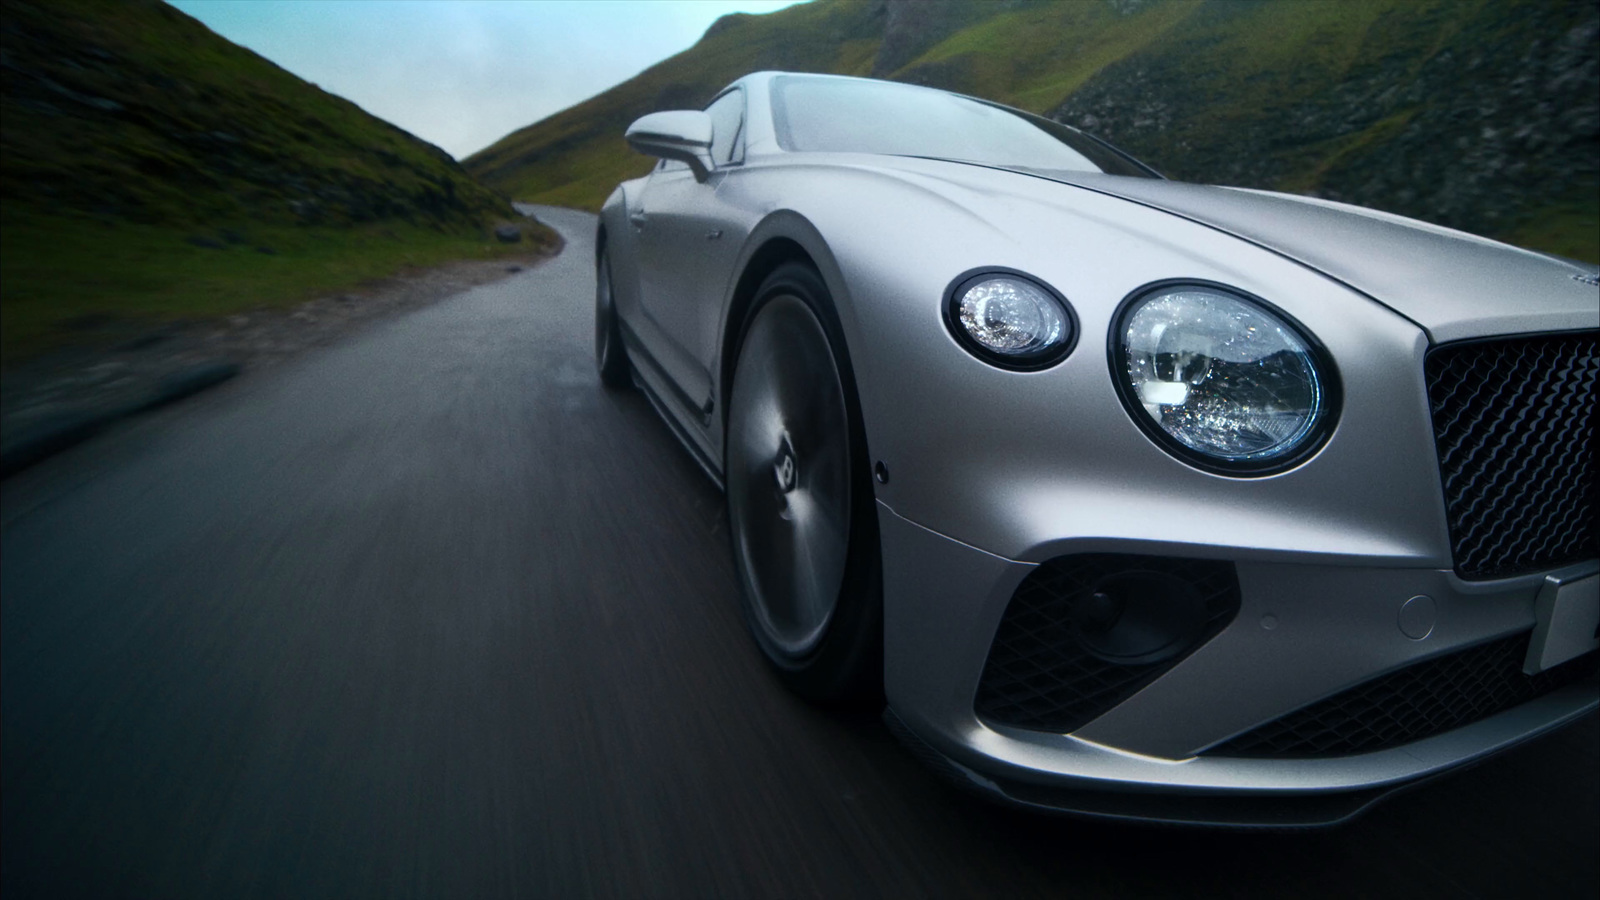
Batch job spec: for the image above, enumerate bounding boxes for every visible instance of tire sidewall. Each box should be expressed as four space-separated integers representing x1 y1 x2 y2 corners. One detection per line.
728 262 883 703
595 248 629 387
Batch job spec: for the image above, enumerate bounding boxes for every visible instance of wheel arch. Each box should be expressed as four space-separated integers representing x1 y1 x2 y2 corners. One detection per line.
719 212 859 435
718 214 886 703
720 237 814 421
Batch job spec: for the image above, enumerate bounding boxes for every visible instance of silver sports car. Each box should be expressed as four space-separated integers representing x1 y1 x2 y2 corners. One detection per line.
595 71 1599 826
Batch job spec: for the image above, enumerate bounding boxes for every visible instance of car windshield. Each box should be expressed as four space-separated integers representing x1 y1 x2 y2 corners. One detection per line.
770 75 1157 178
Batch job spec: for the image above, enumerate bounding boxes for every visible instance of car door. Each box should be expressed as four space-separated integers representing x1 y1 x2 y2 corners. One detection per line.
632 88 749 425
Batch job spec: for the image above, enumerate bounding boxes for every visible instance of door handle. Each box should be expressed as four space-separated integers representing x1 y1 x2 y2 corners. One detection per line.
629 211 648 229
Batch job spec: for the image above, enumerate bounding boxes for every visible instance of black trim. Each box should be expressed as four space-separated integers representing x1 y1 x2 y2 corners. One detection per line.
1422 329 1598 580
1202 630 1599 757
1106 279 1343 478
1056 126 1165 180
704 85 747 168
974 554 1241 735
941 267 1079 371
1424 326 1600 350
618 319 714 425
630 357 726 490
620 326 725 488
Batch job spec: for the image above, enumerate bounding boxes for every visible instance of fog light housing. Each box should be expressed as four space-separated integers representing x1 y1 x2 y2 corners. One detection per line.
1073 570 1209 666
944 268 1077 370
974 553 1243 734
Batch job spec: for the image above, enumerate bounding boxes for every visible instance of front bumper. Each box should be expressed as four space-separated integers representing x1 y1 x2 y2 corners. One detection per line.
878 502 1600 827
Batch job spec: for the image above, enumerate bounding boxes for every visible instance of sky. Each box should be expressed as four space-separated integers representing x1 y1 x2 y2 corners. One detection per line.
167 0 807 160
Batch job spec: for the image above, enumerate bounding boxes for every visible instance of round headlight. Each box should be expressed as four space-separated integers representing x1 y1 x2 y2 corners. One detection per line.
1112 283 1336 474
945 271 1076 369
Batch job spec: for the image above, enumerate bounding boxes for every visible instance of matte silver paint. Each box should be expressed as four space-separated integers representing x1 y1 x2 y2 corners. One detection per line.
601 71 1599 821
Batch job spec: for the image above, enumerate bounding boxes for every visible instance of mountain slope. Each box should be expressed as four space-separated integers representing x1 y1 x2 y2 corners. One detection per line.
1 0 553 364
465 0 1598 262
465 0 890 211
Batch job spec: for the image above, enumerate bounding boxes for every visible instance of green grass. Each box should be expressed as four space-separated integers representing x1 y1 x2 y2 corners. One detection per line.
830 37 882 77
1 204 553 365
1502 201 1600 265
468 0 1597 260
1 0 555 366
489 137 655 213
897 0 1204 113
1273 109 1422 195
1 0 508 231
465 0 886 210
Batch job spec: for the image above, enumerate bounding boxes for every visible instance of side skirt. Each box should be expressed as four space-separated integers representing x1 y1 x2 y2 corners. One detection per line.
620 325 725 491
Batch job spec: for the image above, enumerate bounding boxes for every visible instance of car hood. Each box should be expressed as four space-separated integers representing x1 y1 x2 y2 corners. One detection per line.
995 168 1599 343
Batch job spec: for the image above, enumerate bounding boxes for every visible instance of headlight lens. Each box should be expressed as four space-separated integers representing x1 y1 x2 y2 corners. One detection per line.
1115 284 1332 472
946 272 1075 369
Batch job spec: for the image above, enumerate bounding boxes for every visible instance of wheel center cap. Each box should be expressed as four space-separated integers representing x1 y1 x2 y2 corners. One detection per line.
774 439 798 494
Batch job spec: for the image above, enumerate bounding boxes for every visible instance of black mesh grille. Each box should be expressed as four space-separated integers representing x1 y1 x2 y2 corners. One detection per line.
1206 632 1599 758
974 555 1240 734
1426 332 1598 580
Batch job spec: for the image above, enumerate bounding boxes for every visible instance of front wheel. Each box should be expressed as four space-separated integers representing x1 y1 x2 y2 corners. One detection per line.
725 263 882 703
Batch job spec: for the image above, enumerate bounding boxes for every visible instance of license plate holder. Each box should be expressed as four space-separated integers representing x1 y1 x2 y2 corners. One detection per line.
1524 571 1599 675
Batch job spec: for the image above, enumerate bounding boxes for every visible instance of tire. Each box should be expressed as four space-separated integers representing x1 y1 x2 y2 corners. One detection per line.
725 262 882 703
595 247 631 388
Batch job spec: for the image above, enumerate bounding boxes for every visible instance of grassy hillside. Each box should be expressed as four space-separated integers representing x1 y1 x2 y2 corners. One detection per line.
0 0 555 365
465 0 889 211
466 0 1598 263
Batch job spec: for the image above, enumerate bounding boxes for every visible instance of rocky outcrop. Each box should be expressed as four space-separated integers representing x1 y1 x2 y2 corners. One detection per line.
1050 1 1599 239
472 0 1596 258
872 0 988 77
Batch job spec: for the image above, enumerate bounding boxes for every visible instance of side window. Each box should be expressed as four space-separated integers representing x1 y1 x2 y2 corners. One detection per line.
658 157 688 173
705 89 745 166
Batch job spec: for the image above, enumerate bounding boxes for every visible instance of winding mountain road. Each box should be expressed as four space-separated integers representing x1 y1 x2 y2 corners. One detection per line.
3 206 1595 899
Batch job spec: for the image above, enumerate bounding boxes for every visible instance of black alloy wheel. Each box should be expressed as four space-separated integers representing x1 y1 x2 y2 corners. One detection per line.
595 247 631 388
725 262 882 703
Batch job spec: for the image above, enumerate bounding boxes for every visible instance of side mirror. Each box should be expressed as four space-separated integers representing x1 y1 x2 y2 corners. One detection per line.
626 110 714 182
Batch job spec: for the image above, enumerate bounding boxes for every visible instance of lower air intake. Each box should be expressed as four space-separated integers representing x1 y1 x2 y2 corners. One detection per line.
1206 631 1598 758
974 554 1240 734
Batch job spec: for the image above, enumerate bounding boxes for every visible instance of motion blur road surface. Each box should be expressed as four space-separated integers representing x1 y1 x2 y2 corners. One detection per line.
3 206 1595 899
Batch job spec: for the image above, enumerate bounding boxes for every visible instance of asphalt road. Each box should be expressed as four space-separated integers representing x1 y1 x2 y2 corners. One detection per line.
3 206 1595 899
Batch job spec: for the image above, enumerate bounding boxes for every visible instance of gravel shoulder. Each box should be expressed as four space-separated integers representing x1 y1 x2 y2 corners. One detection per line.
1 215 564 476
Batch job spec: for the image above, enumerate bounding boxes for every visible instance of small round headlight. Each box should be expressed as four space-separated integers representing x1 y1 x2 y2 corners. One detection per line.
1112 283 1336 474
945 271 1076 369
